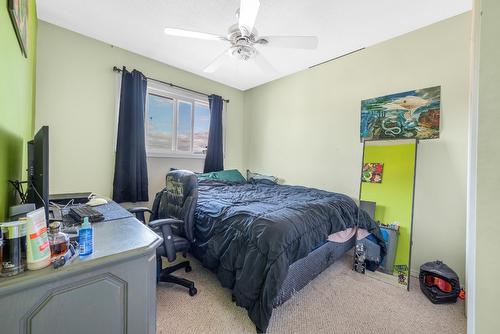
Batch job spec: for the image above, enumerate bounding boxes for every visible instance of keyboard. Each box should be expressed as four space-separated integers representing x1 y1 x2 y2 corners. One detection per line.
69 205 104 223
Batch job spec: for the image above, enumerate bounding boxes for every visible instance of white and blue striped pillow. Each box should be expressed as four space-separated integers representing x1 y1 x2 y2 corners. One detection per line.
246 169 279 184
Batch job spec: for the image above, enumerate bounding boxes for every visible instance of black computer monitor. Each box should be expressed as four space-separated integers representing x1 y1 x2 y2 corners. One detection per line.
27 126 49 222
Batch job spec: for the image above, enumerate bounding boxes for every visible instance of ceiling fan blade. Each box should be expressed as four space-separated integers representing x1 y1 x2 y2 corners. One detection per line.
238 0 260 36
253 51 277 74
164 28 227 41
203 48 232 73
257 36 319 49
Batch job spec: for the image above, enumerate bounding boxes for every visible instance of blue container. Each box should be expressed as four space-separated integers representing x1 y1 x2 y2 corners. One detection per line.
379 226 399 274
78 217 94 256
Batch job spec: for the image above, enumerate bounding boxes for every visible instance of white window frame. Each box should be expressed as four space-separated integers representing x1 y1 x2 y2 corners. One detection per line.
145 80 213 159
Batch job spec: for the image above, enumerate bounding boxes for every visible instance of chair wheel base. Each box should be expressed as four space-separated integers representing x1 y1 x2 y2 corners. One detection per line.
189 287 197 296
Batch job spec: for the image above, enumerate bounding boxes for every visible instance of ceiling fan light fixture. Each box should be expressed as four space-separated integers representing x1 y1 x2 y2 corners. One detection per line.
232 45 256 61
167 0 318 74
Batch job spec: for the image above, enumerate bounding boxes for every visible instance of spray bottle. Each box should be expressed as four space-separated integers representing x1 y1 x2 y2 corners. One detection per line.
25 208 51 270
78 217 94 256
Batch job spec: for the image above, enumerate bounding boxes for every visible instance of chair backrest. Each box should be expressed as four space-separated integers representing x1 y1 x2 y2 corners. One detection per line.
157 169 198 242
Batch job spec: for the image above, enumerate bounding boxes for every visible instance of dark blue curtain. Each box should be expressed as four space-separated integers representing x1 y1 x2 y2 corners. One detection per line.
203 94 224 173
112 68 149 203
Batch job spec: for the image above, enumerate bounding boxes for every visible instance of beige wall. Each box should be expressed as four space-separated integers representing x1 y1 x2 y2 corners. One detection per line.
243 13 471 281
35 21 244 202
36 15 472 283
473 0 500 332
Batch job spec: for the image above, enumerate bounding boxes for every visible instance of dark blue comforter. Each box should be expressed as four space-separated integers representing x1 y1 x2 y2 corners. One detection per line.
192 180 385 332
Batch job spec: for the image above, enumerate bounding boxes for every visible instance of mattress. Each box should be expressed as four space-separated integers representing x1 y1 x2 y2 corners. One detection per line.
193 180 385 332
273 235 356 307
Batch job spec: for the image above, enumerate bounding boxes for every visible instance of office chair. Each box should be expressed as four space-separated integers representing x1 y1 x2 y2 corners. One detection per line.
129 170 198 296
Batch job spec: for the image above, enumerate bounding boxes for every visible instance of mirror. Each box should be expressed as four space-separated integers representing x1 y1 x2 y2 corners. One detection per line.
356 139 418 290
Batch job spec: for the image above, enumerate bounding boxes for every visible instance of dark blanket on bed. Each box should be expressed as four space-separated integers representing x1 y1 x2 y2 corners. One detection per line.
192 180 385 332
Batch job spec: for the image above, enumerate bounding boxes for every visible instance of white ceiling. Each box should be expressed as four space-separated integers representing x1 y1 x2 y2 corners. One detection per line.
37 0 472 91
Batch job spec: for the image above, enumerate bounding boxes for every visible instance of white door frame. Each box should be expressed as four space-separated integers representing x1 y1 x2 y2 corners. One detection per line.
466 1 481 333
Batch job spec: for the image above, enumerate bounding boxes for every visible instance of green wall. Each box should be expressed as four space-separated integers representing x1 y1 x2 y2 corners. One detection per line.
0 0 37 220
360 143 416 272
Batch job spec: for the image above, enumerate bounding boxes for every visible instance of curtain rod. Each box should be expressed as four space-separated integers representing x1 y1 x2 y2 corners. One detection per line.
113 66 229 103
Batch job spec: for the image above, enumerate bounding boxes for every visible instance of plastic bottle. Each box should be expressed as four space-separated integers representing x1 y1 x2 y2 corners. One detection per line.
25 209 51 270
78 217 94 256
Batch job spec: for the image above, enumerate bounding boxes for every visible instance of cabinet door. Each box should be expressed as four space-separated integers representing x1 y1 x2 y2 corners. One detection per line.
27 273 127 334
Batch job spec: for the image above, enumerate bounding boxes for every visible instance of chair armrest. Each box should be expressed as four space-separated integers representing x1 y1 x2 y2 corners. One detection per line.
128 207 152 214
150 219 181 262
148 218 184 229
128 207 153 224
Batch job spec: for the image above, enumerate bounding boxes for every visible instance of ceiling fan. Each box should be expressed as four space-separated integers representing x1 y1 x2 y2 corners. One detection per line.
164 0 319 73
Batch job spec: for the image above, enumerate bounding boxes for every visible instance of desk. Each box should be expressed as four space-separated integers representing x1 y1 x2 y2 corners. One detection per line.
0 202 162 334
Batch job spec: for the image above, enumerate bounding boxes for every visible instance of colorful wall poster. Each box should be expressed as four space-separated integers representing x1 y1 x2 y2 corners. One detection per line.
360 86 440 140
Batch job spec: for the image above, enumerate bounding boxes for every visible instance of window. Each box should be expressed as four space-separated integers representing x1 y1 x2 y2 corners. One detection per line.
193 103 210 154
145 82 211 157
147 94 174 151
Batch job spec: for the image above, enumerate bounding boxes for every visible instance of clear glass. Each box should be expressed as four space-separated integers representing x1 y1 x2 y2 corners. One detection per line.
177 101 192 152
147 94 174 150
0 220 27 277
48 222 69 260
193 103 210 154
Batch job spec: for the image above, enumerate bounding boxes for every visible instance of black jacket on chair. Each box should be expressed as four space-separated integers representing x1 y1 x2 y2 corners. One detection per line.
129 169 199 296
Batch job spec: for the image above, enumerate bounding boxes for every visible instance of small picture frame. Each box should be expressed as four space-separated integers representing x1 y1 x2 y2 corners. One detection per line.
8 0 29 58
362 163 384 183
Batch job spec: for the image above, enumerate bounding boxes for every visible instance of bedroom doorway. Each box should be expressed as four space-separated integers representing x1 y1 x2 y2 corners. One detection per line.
356 139 418 290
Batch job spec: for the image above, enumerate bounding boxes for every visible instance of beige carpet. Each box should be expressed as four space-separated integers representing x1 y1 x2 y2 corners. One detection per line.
156 255 466 334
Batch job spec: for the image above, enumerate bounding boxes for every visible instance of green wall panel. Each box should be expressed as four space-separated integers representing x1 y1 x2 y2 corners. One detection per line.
0 0 37 220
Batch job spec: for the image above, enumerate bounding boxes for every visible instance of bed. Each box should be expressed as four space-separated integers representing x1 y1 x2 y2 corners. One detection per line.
191 179 385 332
